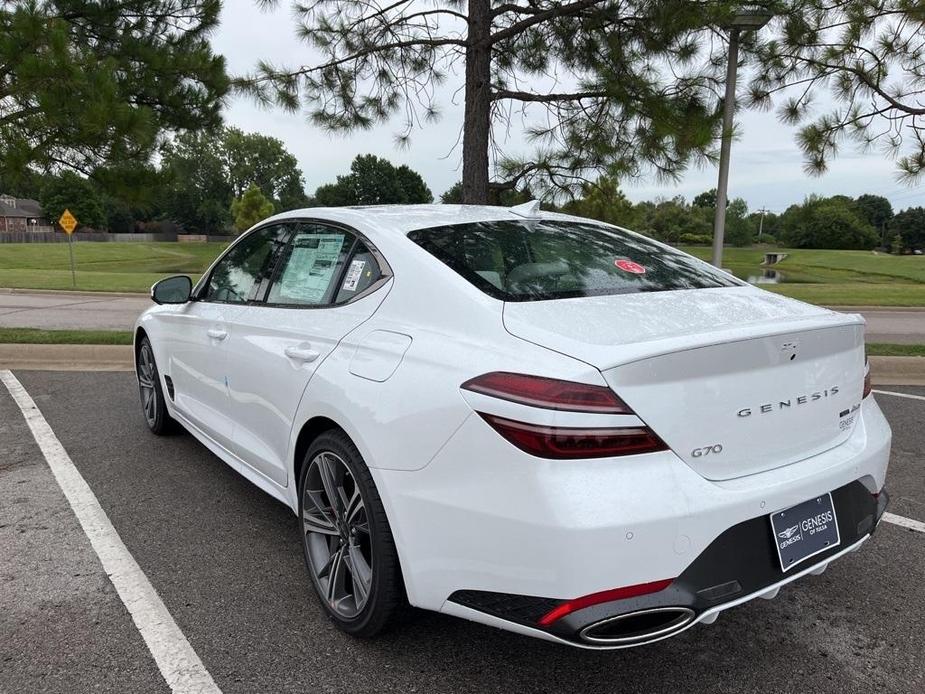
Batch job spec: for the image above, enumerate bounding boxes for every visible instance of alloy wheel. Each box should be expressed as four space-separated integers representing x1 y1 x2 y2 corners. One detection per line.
137 343 158 426
302 451 373 619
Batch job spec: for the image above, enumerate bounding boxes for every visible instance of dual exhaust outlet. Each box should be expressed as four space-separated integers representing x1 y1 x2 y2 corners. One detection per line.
577 607 696 646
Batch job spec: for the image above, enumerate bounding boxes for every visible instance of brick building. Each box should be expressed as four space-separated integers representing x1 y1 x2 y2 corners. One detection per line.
0 194 47 231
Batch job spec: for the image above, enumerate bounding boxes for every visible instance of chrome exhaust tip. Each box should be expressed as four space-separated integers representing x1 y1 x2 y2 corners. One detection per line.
578 607 695 646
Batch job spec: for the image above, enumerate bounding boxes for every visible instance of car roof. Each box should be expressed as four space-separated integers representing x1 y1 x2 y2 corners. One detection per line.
258 204 581 237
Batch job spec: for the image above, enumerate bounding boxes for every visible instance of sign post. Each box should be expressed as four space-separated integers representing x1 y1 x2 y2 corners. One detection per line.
58 209 78 288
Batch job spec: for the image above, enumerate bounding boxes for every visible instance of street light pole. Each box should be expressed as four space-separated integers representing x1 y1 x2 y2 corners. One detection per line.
710 6 774 268
711 27 741 268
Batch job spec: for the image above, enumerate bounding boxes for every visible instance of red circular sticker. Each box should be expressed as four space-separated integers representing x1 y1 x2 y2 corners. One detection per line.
615 259 646 274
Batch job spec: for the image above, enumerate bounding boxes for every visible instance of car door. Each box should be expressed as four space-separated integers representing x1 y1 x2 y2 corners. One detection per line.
163 224 290 450
225 222 391 487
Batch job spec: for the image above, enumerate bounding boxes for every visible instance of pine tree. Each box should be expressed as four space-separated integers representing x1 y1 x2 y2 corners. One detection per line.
243 1 740 203
0 1 228 181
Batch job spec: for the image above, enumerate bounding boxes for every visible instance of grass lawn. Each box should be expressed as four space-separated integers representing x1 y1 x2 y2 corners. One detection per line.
0 328 133 345
0 241 226 293
682 247 925 306
865 343 925 357
1 241 925 306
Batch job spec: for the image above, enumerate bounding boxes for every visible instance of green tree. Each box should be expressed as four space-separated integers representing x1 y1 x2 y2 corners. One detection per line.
157 127 308 231
440 181 532 206
231 184 275 232
854 194 894 245
220 127 308 210
0 1 228 180
561 177 638 228
159 131 233 233
692 189 719 209
103 198 135 234
393 165 434 204
245 1 745 203
441 182 464 204
637 197 711 244
690 189 749 245
724 198 752 247
892 207 925 252
780 196 878 250
313 155 432 206
39 171 105 229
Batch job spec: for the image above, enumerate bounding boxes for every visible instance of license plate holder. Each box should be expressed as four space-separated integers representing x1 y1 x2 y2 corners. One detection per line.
770 493 840 572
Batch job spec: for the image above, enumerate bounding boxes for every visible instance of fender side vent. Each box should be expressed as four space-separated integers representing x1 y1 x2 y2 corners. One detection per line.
163 375 175 400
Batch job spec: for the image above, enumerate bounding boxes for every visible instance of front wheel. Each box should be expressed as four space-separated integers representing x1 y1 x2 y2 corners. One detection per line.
136 336 175 435
299 430 405 637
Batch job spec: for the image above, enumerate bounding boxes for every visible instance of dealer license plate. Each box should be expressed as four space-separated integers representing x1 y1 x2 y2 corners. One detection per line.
770 493 840 572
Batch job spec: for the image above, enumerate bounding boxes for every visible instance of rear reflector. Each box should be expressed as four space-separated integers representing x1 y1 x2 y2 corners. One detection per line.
462 372 632 414
479 413 667 459
538 579 674 626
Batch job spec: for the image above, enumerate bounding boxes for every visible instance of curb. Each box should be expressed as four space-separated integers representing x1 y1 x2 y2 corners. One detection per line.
0 344 134 372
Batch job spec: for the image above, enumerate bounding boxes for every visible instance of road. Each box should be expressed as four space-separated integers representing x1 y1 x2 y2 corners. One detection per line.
852 308 925 344
0 290 151 331
1 370 923 694
1 290 924 343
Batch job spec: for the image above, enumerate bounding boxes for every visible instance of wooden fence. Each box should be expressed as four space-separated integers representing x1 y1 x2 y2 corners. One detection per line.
0 231 234 244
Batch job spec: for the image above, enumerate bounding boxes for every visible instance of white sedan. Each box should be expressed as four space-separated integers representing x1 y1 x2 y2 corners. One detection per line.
135 203 891 648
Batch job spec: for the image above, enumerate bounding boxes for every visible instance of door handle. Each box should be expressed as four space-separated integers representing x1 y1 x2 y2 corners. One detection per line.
207 328 228 341
285 346 320 363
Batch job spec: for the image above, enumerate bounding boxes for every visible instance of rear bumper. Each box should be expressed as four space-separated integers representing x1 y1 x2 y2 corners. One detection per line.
372 396 891 643
447 481 888 648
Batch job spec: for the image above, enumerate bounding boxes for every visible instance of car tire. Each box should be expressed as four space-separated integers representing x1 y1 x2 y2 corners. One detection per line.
299 429 405 637
136 336 175 435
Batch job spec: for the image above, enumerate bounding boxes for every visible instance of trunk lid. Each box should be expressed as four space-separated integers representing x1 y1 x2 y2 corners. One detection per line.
503 287 866 480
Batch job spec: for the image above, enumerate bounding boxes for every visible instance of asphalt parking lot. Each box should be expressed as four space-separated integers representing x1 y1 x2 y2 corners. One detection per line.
1 371 923 694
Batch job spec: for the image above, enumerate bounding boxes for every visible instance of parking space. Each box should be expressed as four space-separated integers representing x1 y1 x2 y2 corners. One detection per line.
2 371 924 694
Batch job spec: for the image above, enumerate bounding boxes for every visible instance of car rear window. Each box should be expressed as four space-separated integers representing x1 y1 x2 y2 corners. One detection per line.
407 219 742 302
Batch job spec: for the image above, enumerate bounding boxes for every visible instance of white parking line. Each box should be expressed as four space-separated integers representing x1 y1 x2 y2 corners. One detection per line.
883 512 925 534
0 371 222 694
873 389 925 402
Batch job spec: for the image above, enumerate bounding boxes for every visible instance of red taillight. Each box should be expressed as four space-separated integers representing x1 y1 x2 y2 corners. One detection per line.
863 357 872 398
538 579 674 626
461 372 632 414
479 414 667 459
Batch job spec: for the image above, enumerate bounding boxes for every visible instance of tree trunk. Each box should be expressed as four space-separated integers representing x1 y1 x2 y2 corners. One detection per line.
462 0 491 204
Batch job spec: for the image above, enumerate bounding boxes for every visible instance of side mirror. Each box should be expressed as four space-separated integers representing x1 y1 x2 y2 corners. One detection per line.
151 275 192 305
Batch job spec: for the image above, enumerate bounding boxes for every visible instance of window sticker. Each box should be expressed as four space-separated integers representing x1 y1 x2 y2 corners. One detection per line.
615 259 646 274
342 259 366 292
276 233 345 303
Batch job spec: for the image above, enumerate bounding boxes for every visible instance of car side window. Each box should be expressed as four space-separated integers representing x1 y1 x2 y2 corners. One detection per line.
266 224 355 307
203 225 290 304
334 242 383 304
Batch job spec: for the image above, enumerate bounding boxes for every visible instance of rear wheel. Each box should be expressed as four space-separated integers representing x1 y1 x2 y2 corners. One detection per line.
136 336 174 435
299 430 404 637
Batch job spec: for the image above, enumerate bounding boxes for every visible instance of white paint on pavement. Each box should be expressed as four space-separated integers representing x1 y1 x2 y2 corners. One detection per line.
0 370 222 694
883 512 925 534
873 389 925 402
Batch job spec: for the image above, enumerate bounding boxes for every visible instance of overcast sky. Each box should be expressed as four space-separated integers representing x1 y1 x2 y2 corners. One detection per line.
212 0 924 213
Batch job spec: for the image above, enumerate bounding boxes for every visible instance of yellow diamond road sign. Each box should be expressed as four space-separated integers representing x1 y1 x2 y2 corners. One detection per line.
59 209 78 235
